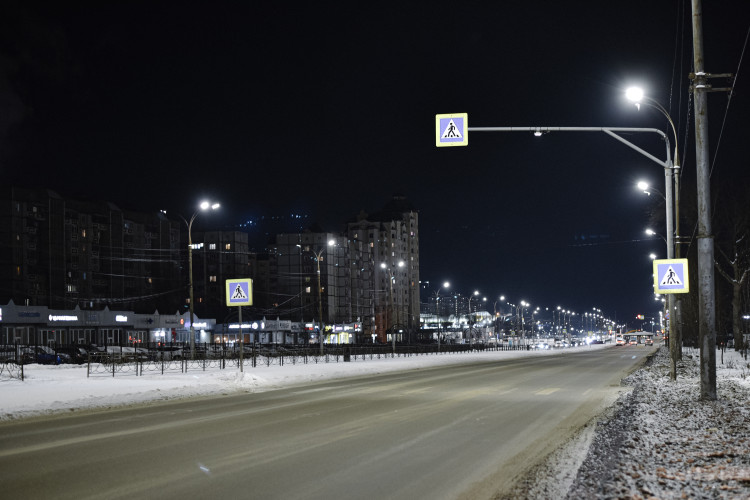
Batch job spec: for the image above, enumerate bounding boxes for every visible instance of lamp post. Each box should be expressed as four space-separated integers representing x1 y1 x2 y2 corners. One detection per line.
468 290 480 315
466 290 480 341
520 301 529 344
177 201 220 360
531 307 540 339
637 180 665 200
645 228 667 245
432 281 451 349
314 240 335 356
493 295 506 340
626 87 683 380
381 261 405 353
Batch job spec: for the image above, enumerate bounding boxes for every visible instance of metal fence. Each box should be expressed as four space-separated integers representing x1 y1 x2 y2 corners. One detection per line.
1 342 532 379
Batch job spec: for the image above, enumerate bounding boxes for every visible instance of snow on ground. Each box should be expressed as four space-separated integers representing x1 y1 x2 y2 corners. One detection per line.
0 343 607 420
514 346 750 500
2 343 749 499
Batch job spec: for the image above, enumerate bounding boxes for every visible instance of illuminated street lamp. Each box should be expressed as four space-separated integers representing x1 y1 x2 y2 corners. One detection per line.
468 290 480 313
433 281 451 349
637 180 665 200
381 261 405 353
627 87 683 380
645 228 667 245
493 295 506 339
175 200 220 359
315 239 335 355
520 300 530 342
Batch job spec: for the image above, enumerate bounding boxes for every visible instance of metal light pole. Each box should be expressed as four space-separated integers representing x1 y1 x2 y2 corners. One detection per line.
381 261 404 353
176 201 220 360
493 295 506 340
627 87 683 379
314 239 336 355
433 281 450 349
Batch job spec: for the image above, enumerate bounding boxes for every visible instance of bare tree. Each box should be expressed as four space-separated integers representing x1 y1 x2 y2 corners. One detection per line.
714 181 750 350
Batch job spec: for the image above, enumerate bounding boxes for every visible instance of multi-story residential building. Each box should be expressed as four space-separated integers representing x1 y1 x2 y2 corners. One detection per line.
0 187 182 313
347 195 420 342
271 231 355 336
1 188 420 344
270 195 420 343
189 230 253 321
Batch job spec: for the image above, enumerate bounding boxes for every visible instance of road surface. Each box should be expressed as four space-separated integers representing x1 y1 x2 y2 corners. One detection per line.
0 345 654 499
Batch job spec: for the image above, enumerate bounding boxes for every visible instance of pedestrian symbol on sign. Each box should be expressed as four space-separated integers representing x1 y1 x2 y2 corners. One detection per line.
659 266 683 286
653 259 689 294
231 284 248 300
441 119 462 139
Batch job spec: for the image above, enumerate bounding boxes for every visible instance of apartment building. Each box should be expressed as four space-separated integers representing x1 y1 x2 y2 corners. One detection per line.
0 187 182 313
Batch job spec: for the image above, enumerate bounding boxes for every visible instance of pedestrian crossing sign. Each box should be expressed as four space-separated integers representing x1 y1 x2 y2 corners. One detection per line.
653 259 689 294
225 279 253 306
436 113 468 147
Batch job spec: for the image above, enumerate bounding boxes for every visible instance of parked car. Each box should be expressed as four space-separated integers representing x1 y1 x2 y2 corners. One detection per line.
20 346 66 365
103 346 149 362
152 346 185 361
55 346 88 364
0 345 20 363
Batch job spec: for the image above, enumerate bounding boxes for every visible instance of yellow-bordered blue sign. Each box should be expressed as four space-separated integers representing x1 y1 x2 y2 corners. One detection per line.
436 113 468 147
653 259 689 294
225 279 253 306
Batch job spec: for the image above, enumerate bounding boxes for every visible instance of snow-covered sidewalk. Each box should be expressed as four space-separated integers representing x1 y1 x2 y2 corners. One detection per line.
520 346 750 499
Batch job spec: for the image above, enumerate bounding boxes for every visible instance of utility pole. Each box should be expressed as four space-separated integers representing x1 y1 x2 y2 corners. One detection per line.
690 0 733 400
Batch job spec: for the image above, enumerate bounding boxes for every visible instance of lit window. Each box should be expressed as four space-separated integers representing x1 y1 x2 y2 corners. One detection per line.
225 243 231 250
209 243 216 250
210 276 217 282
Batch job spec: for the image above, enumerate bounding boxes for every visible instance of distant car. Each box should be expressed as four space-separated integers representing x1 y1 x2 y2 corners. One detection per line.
629 339 638 345
104 346 149 362
644 338 654 346
55 346 88 364
152 346 184 361
20 346 64 365
0 346 20 363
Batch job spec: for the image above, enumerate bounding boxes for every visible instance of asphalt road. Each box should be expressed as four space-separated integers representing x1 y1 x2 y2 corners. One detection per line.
0 345 655 499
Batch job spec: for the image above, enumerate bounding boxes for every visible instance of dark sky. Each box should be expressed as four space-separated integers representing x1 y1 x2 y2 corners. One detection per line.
2 1 749 327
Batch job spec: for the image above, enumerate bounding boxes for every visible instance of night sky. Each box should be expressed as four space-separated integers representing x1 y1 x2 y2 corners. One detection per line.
2 2 748 327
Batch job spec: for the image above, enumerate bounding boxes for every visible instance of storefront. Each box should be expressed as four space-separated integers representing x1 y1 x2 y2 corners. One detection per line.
0 301 215 345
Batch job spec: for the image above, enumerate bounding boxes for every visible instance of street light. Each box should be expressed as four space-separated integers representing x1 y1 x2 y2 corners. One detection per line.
467 290 480 337
626 87 681 169
315 239 335 355
645 228 667 244
520 301 529 343
637 180 665 200
176 200 220 359
493 295 506 340
627 87 682 380
433 281 451 349
381 261 405 353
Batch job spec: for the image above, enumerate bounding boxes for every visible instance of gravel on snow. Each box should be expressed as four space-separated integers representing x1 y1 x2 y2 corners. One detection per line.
507 346 750 500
